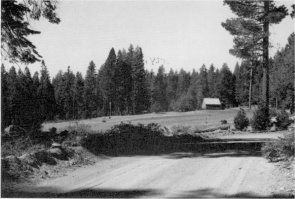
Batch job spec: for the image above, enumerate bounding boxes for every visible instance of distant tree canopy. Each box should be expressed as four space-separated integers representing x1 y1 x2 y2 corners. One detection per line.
2 37 294 130
1 0 60 64
270 33 295 112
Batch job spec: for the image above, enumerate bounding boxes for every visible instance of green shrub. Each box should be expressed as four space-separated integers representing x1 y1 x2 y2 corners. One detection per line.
169 94 196 112
81 123 205 155
63 123 92 134
61 123 92 147
234 109 249 130
150 102 164 113
171 125 193 135
251 106 270 131
220 120 228 125
1 135 50 157
276 110 292 130
262 133 294 162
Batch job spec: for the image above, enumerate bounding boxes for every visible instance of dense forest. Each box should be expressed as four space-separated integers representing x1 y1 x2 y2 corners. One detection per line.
1 33 294 130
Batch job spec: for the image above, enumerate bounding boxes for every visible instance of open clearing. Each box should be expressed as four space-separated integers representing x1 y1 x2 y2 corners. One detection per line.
43 108 251 132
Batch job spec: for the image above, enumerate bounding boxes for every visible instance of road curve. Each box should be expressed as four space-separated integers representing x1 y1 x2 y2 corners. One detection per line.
20 151 279 198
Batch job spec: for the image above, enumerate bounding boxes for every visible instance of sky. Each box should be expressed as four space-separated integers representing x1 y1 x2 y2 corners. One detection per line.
3 0 295 76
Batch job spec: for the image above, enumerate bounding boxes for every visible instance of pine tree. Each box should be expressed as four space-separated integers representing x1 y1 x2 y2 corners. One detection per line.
1 0 60 63
213 68 221 98
218 63 236 107
52 70 65 119
151 66 168 112
199 64 209 98
207 64 216 97
17 68 34 129
131 46 150 114
233 62 242 105
38 60 56 120
31 71 43 125
176 69 190 98
6 66 19 126
84 61 98 118
270 33 294 112
222 0 288 114
115 50 132 114
166 69 178 108
73 72 85 118
1 65 9 129
63 66 76 119
99 48 117 115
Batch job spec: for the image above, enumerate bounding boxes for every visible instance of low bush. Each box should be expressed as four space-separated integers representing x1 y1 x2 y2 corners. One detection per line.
61 124 92 147
234 108 249 131
251 106 270 131
220 120 228 125
1 135 51 157
150 102 164 113
169 94 196 112
262 133 294 162
81 123 205 155
63 123 92 134
171 125 193 135
276 110 292 130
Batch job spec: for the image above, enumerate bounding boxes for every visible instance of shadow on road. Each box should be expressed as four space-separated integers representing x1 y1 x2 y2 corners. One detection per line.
165 149 261 159
2 188 161 198
176 188 294 198
3 187 294 198
83 135 266 157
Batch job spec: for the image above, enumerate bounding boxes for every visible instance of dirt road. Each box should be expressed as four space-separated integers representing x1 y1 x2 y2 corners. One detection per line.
17 149 290 198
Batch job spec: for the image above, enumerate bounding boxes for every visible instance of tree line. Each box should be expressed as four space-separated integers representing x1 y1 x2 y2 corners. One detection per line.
1 37 294 130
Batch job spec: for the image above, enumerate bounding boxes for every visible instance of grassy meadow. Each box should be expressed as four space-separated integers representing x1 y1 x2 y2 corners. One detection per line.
43 107 254 133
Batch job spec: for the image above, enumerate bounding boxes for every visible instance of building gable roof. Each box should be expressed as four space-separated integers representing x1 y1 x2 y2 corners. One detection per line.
202 98 221 105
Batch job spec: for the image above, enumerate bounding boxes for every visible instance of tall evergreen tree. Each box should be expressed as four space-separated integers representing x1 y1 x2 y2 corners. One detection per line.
84 61 98 118
73 72 85 118
63 66 76 119
233 62 242 105
151 66 168 112
17 68 35 129
176 69 190 97
1 65 9 129
115 50 132 114
270 33 295 112
222 0 288 115
218 63 236 107
52 70 64 119
38 60 56 120
166 69 178 107
131 46 150 114
199 64 209 98
207 64 216 97
1 0 60 64
99 48 117 115
6 66 19 125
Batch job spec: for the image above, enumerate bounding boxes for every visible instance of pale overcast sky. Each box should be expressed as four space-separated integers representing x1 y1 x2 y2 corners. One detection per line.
3 0 295 76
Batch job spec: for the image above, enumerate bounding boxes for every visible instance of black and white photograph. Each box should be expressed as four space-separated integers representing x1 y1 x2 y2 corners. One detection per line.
1 0 295 198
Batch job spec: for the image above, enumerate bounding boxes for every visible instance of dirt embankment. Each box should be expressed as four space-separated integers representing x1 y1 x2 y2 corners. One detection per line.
1 145 96 196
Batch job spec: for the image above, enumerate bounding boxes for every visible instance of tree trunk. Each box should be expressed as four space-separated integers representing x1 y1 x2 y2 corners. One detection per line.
249 67 253 109
262 0 270 115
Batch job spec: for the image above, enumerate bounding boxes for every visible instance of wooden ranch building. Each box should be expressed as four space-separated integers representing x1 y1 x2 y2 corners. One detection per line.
201 98 222 110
